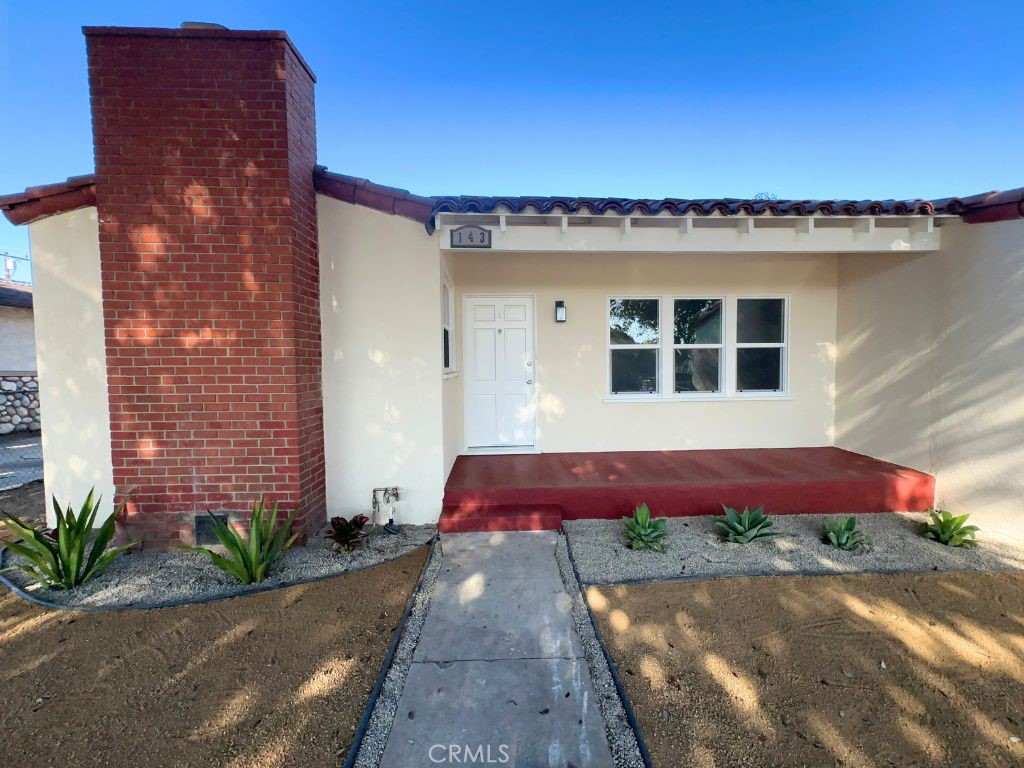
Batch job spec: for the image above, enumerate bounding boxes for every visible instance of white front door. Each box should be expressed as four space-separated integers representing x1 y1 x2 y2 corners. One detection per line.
464 296 536 448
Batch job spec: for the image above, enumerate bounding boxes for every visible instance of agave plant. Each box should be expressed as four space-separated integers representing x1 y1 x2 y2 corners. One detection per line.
622 503 668 552
823 515 872 552
325 514 370 552
0 490 137 589
179 498 297 584
714 505 780 543
922 509 979 548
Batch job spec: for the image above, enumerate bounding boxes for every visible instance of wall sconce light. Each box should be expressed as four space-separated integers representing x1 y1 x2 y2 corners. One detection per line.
554 300 567 323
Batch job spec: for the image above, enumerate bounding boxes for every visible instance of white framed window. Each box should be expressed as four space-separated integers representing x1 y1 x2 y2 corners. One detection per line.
605 295 788 400
608 298 660 395
441 272 456 374
735 297 786 393
672 298 724 394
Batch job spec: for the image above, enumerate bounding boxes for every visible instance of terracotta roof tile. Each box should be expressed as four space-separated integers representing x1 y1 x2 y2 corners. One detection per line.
3 169 1022 232
312 167 434 224
0 175 96 226
428 195 965 220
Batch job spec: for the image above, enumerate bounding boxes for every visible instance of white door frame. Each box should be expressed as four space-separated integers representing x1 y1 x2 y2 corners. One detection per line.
461 293 539 454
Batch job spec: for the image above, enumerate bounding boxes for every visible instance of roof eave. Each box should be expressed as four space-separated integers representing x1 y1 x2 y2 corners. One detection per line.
0 176 97 226
313 166 436 230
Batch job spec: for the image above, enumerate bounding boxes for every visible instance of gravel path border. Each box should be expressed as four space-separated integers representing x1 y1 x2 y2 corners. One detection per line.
565 512 1024 585
555 534 647 768
0 523 436 610
351 535 443 768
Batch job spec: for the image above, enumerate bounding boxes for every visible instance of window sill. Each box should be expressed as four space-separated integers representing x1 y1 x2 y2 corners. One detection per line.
443 370 459 380
603 394 793 403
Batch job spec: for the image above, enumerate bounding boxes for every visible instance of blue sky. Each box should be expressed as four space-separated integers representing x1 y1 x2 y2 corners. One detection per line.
2 1 1023 277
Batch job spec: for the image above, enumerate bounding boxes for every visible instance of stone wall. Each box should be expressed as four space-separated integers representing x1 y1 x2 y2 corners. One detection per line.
0 375 40 434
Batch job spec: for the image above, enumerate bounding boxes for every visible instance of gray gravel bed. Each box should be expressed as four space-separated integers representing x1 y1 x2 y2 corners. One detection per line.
555 534 645 768
565 513 1024 585
2 523 436 609
352 538 443 768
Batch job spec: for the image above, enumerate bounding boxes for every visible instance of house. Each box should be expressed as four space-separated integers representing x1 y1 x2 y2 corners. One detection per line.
0 281 40 434
1 24 1022 547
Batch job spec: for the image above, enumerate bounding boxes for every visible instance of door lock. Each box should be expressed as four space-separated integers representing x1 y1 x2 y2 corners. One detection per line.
527 379 533 385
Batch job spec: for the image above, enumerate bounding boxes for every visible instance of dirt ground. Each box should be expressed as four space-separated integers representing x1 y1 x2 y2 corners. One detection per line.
589 571 1024 768
0 545 428 768
0 480 45 539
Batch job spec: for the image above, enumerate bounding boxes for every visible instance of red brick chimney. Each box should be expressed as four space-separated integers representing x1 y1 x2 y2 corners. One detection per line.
85 25 325 547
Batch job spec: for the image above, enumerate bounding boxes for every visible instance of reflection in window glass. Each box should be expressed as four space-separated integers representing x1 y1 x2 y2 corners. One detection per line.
737 298 784 343
737 348 782 391
611 349 658 394
674 349 720 392
674 299 722 344
441 276 456 373
609 299 660 344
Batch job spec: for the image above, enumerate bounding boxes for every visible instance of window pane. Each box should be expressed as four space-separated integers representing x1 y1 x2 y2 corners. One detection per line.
443 328 451 369
611 349 658 393
737 348 782 391
674 348 720 392
610 299 659 345
674 299 722 344
737 298 784 343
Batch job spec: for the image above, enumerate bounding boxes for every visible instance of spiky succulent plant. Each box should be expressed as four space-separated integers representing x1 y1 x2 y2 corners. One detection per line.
822 516 872 552
622 503 668 552
1 490 137 589
179 498 297 584
714 505 780 544
921 509 979 548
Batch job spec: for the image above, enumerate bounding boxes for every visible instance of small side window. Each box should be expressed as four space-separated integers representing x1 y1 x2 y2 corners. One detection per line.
442 274 456 374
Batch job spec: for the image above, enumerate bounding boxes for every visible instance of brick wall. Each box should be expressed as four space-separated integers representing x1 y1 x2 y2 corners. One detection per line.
86 26 326 548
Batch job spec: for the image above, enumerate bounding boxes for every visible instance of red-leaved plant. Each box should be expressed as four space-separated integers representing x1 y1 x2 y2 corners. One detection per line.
325 514 369 552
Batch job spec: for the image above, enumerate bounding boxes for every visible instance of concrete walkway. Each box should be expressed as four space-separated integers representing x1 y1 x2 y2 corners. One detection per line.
380 531 614 768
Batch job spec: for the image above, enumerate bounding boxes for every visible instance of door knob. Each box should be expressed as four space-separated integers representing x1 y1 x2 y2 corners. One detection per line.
527 379 533 385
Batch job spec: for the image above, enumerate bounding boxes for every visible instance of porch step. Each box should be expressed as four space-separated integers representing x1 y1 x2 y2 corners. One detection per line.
443 448 936 521
438 503 563 533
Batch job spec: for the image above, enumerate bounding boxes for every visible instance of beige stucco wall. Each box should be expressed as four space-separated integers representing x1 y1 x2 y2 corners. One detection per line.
318 195 446 524
450 251 838 452
0 305 37 373
29 206 116 524
836 217 1024 524
440 251 462 480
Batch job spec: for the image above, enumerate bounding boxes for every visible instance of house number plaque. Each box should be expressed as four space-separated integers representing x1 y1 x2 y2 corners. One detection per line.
450 225 492 248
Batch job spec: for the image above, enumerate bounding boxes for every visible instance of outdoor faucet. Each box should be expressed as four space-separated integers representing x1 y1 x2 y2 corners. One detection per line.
371 486 401 534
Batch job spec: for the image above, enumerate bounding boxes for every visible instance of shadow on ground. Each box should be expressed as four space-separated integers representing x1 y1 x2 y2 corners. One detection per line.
0 546 427 768
590 570 1024 768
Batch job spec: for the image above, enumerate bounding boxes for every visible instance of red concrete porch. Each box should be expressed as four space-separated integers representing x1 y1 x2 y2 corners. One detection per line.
440 447 935 533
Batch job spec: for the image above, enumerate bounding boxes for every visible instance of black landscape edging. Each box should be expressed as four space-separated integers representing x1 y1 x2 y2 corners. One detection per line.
579 561 995 588
342 534 437 768
0 535 435 613
563 530 655 768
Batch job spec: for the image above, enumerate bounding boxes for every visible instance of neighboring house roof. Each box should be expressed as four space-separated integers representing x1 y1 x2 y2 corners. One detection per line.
0 282 33 309
3 168 1023 233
